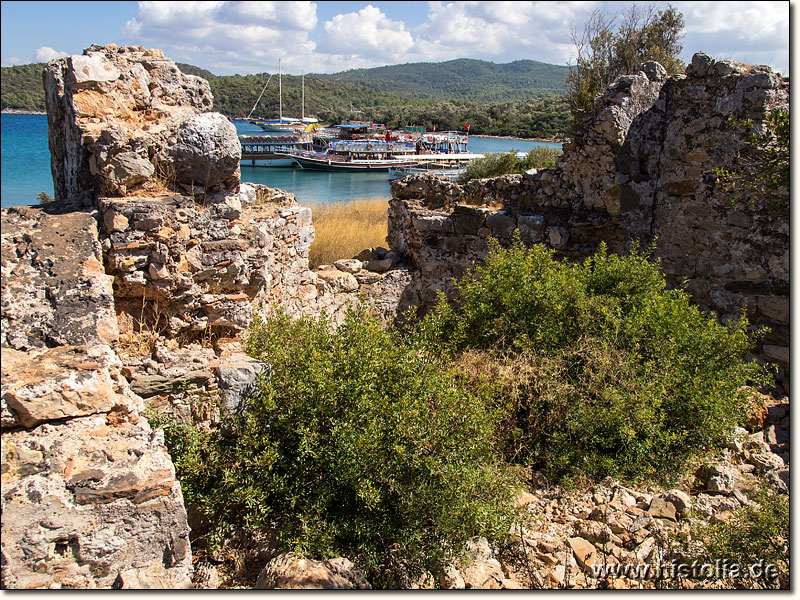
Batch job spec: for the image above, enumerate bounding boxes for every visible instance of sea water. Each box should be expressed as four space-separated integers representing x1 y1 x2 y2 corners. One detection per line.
1 114 561 209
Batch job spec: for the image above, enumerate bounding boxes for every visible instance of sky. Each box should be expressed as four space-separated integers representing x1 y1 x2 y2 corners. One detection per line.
0 1 792 77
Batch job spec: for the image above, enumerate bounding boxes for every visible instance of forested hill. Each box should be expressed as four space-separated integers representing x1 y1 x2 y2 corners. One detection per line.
314 58 570 101
2 58 570 138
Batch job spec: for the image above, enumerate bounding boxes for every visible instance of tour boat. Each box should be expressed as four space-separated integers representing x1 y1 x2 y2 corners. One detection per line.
239 132 313 167
280 130 480 172
387 162 468 181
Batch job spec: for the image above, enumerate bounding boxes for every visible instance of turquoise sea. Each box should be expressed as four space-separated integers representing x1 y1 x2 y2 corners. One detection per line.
0 114 561 209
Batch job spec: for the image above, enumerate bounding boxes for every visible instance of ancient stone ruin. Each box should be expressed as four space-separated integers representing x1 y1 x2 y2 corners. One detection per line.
1 43 410 589
1 44 789 589
388 54 789 385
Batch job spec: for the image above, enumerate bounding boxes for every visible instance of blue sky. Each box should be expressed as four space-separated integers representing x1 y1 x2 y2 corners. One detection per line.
0 1 791 76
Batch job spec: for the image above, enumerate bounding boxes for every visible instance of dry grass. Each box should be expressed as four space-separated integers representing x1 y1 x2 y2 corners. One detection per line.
307 197 389 268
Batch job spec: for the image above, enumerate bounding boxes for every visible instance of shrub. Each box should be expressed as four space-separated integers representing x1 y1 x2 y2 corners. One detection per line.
155 306 519 587
457 147 563 184
688 484 789 588
36 191 54 204
420 237 770 482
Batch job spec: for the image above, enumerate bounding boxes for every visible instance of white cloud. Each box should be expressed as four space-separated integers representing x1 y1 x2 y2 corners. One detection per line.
317 5 415 62
123 1 319 73
117 1 788 76
34 46 69 63
673 1 788 73
1 56 27 67
415 1 590 66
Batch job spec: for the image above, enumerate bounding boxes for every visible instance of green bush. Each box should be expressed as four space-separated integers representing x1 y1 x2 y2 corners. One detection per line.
36 191 54 205
155 306 519 587
457 147 562 184
420 237 770 482
689 484 789 588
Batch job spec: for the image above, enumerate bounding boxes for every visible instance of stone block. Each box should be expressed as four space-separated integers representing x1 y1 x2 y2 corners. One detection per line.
256 554 370 589
517 214 544 242
452 205 487 235
1 414 192 589
486 210 516 238
412 214 454 234
603 184 640 213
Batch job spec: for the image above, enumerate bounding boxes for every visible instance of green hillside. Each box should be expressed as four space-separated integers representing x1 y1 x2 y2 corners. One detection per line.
0 64 47 111
315 58 570 101
2 58 570 138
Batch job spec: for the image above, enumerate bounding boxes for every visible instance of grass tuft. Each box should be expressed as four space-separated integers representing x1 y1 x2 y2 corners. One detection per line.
307 197 389 268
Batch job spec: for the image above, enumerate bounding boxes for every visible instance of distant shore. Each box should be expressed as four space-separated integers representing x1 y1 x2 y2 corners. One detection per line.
471 134 564 144
1 109 46 115
1 111 565 143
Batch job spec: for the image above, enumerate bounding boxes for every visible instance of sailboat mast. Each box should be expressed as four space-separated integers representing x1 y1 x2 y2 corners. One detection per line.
302 70 305 120
278 59 282 122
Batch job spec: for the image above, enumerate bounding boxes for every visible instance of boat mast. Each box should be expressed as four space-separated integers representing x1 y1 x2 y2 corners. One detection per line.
278 59 283 122
302 70 305 121
247 73 273 120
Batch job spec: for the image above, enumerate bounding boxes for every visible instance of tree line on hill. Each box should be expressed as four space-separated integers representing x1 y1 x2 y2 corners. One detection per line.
1 59 570 139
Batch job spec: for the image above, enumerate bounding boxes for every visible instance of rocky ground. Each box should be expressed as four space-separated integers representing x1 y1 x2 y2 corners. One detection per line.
179 387 787 590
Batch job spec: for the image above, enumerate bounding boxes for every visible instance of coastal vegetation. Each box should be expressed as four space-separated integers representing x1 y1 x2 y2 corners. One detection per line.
686 482 789 588
456 146 562 184
307 198 389 269
151 238 770 585
0 63 47 112
152 306 519 587
714 108 790 213
2 58 570 139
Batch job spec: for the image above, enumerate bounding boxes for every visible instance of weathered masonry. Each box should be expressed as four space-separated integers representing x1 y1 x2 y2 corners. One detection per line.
387 55 789 382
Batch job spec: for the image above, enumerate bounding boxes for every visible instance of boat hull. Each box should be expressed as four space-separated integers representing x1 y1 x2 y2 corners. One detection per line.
287 154 419 172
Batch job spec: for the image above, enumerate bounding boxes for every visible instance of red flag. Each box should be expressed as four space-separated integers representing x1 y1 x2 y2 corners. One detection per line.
465 124 470 132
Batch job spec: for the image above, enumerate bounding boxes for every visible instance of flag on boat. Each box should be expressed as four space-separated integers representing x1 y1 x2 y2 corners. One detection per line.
465 124 470 132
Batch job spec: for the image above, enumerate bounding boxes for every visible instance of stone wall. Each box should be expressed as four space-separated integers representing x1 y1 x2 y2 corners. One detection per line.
387 53 789 377
1 205 192 589
3 44 411 588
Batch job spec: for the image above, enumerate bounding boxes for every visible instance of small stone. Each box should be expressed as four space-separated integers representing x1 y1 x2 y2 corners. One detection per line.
333 259 363 274
664 490 692 518
628 513 652 533
748 451 784 473
567 537 598 572
647 497 677 521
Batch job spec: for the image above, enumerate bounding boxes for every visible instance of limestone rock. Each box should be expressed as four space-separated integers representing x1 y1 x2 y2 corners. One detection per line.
700 463 738 494
105 152 155 193
255 554 370 589
1 414 192 589
567 537 599 573
664 490 692 518
1 345 141 429
168 112 240 188
748 451 784 473
459 537 504 589
214 353 270 413
1 206 118 351
316 269 359 293
44 45 213 204
333 259 363 274
647 497 677 521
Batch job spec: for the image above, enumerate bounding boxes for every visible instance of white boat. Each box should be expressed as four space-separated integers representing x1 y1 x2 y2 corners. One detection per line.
279 130 482 172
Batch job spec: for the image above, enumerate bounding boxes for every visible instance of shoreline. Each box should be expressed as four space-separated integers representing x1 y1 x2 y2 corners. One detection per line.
470 134 564 144
1 109 46 115
4 112 566 143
